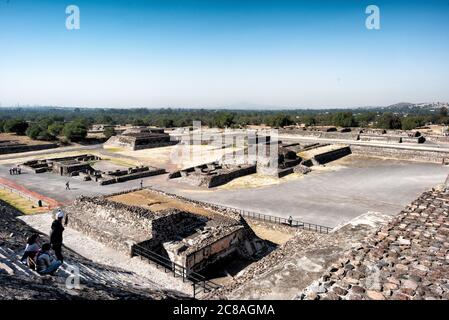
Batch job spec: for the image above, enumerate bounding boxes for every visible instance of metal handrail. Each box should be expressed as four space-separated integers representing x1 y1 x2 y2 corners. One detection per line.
210 204 333 234
131 244 221 298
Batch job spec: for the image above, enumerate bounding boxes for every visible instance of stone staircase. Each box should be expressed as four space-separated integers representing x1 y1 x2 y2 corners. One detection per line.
0 245 161 290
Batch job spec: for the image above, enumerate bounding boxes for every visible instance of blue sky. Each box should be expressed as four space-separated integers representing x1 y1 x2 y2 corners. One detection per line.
0 0 448 108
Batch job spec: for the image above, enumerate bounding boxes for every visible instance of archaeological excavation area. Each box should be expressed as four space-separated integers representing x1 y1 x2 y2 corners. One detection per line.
1 125 449 301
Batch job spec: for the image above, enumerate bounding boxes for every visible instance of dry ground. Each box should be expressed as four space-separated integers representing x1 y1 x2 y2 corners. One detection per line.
110 144 244 171
0 189 47 214
108 189 217 218
246 222 295 245
0 133 52 146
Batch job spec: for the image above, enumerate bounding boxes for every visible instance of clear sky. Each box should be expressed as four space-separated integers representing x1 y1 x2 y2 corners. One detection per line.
0 0 448 109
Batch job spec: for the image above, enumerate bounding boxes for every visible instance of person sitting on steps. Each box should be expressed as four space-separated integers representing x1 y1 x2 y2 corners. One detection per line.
20 233 40 269
36 243 62 275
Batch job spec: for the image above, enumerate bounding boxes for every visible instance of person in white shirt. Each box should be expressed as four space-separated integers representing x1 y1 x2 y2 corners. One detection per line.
20 234 40 264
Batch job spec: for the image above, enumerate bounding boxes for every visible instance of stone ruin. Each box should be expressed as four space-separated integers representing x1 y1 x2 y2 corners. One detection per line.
280 127 426 144
63 190 267 274
256 142 311 178
0 139 57 155
168 162 257 188
104 126 178 150
22 154 166 185
168 141 327 187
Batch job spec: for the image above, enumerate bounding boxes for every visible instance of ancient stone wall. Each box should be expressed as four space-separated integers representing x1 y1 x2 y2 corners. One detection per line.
313 146 352 165
185 228 246 273
98 167 166 185
64 196 160 253
350 145 449 163
279 129 359 141
0 143 58 155
359 134 402 143
170 163 256 188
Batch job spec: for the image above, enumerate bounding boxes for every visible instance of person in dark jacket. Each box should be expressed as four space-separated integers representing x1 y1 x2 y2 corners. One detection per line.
50 210 66 262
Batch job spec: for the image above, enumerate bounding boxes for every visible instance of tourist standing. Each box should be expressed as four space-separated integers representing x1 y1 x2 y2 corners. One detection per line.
50 210 65 262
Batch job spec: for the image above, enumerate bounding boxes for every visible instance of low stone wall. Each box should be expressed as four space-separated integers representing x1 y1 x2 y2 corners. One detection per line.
99 168 166 185
0 143 58 155
208 165 257 187
64 196 162 254
350 145 449 163
185 228 246 273
359 134 402 143
170 163 256 188
280 129 359 141
424 135 449 144
313 146 352 165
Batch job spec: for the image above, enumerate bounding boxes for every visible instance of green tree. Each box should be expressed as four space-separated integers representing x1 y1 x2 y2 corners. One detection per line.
132 118 146 126
267 114 293 128
376 113 402 129
332 112 355 127
401 116 424 130
103 127 116 139
62 122 88 142
214 113 235 128
48 123 64 137
25 124 43 139
301 115 316 126
354 112 376 127
3 119 29 135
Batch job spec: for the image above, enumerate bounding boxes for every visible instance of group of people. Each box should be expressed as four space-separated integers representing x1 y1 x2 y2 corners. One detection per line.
20 209 67 276
9 165 22 175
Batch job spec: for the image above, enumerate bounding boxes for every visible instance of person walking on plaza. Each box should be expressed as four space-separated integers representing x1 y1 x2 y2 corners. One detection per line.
65 181 70 190
50 210 66 262
140 180 143 189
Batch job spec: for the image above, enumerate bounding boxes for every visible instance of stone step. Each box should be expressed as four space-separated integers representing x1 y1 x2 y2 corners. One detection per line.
1 245 159 292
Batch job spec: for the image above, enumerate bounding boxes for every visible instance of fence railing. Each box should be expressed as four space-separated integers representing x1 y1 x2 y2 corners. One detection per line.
210 203 333 234
131 244 221 299
0 183 48 207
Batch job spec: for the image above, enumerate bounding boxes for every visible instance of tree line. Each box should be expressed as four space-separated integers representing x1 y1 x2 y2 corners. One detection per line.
1 107 448 142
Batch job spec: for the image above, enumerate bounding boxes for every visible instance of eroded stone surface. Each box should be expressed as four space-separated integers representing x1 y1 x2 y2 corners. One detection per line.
298 187 449 300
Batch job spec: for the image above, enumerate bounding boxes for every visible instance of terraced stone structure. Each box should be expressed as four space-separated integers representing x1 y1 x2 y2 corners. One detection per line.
63 189 266 274
169 162 257 188
105 127 177 150
299 187 449 300
280 127 426 144
22 154 165 185
0 139 58 155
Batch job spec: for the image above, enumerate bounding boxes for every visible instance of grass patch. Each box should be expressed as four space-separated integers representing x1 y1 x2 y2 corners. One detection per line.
107 157 139 167
103 146 125 153
0 189 47 215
